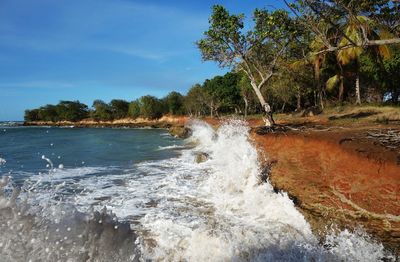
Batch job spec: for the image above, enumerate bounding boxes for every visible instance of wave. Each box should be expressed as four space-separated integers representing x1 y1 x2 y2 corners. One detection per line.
157 144 187 151
0 120 396 261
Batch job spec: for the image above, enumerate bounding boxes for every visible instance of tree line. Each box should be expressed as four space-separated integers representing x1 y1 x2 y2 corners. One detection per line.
24 72 259 122
25 0 399 124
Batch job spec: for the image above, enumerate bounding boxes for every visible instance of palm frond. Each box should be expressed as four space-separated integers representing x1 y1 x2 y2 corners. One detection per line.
326 75 340 91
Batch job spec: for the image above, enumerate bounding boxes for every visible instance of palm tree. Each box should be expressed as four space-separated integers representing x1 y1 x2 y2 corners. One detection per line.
337 16 391 105
310 38 327 109
291 36 328 109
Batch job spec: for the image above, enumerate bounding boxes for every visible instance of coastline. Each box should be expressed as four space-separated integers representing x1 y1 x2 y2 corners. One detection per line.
23 116 400 254
23 116 191 138
251 125 400 255
201 117 400 255
23 115 188 128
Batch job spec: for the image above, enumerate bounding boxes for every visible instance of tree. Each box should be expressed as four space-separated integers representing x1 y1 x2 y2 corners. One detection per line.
92 100 113 121
184 84 209 116
360 46 400 103
139 95 164 119
197 5 298 126
164 91 185 115
110 99 129 119
38 104 59 122
24 109 40 122
238 74 252 117
337 16 391 105
55 100 89 121
128 100 141 118
285 0 400 54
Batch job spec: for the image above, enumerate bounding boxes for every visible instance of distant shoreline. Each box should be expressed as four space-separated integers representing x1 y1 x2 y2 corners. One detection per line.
23 116 192 138
24 115 186 128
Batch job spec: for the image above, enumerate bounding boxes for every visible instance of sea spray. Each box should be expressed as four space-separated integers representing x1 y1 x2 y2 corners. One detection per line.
0 176 140 262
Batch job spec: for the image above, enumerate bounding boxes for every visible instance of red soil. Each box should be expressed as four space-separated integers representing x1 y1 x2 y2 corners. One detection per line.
251 128 400 253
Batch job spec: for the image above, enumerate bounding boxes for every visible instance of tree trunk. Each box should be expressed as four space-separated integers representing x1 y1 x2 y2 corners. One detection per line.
355 59 361 105
314 58 324 109
392 89 400 104
296 89 301 111
281 102 286 112
250 82 274 127
243 97 248 118
338 77 344 103
338 64 344 103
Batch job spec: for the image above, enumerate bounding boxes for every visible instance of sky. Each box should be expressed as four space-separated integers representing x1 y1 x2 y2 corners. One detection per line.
0 0 286 120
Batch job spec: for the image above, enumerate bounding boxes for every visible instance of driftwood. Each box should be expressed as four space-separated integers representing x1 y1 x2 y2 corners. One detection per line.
331 188 400 223
366 129 400 150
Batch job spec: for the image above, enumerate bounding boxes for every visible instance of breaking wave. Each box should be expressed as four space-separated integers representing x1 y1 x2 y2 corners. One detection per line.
0 120 395 261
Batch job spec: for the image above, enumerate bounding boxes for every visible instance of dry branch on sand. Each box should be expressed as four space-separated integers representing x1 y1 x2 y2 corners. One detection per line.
366 130 400 150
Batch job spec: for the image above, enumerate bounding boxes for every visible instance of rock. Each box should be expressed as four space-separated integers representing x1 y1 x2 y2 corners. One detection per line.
195 152 209 163
301 106 322 117
169 126 192 139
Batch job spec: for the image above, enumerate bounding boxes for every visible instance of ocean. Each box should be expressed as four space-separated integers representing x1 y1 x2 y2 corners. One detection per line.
0 120 395 261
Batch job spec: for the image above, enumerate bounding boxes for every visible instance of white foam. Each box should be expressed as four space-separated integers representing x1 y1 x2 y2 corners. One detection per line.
157 144 186 150
0 157 6 165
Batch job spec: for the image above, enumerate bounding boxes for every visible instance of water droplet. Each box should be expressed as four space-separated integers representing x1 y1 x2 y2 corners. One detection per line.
58 164 64 169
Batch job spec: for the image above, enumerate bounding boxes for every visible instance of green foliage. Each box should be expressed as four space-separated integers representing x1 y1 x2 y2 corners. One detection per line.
203 72 242 114
38 105 59 122
56 101 89 121
25 101 88 122
110 99 129 119
164 91 184 115
196 5 245 68
91 100 113 121
24 109 40 122
128 100 141 118
184 84 209 116
360 47 400 101
139 95 164 119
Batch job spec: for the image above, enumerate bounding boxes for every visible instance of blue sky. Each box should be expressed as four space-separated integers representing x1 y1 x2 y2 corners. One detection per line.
0 0 285 120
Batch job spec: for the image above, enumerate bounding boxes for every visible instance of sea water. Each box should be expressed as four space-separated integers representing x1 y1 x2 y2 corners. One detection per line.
0 121 396 261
